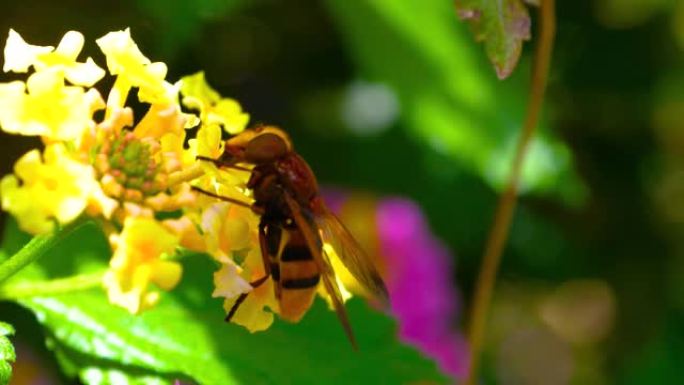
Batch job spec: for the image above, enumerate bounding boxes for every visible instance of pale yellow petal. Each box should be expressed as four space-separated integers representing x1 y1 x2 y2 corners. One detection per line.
96 28 150 75
25 69 61 95
55 31 84 61
212 262 252 299
209 99 250 134
63 57 106 87
3 29 53 73
150 260 183 291
1 144 97 234
224 279 277 333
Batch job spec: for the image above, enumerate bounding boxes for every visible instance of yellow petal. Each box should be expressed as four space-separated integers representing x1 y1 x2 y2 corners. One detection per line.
209 99 250 134
134 103 185 139
10 30 106 87
180 71 220 112
96 28 173 105
180 71 249 135
163 216 206 252
25 69 61 95
150 260 183 291
212 262 252 299
195 123 224 158
0 70 103 140
54 31 84 61
105 76 132 113
103 270 144 314
96 28 150 75
62 57 106 87
3 29 53 73
104 217 182 313
224 278 277 333
1 144 98 234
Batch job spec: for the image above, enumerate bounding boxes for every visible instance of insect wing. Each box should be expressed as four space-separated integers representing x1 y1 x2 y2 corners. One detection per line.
282 193 358 349
315 210 389 304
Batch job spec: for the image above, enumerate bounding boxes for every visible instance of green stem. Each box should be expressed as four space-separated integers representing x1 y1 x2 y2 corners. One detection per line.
0 271 104 300
465 0 556 383
0 219 90 285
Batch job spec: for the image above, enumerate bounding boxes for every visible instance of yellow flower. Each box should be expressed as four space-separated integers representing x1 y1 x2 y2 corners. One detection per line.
0 69 104 140
162 216 206 252
96 28 176 109
133 103 187 174
0 27 278 325
186 123 224 161
201 201 277 331
201 202 256 259
103 217 182 314
0 143 114 234
212 261 252 302
3 29 105 87
180 71 249 135
215 249 279 332
87 104 191 208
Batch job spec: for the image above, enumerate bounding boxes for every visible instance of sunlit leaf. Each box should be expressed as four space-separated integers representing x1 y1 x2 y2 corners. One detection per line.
454 0 531 79
52 343 177 385
0 322 15 385
2 220 447 385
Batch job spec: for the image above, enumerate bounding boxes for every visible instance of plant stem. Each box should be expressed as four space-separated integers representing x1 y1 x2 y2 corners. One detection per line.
0 219 89 285
0 271 104 300
465 0 556 383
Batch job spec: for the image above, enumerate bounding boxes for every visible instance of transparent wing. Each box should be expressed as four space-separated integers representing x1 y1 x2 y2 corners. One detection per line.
282 192 358 349
315 209 389 305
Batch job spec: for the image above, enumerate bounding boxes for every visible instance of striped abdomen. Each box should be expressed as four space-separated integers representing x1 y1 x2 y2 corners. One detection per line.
267 226 320 322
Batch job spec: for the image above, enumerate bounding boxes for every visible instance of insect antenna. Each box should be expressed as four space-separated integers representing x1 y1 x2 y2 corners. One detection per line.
195 155 251 171
190 186 264 215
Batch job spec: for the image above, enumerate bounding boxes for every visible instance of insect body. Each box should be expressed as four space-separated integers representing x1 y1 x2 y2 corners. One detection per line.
195 126 389 348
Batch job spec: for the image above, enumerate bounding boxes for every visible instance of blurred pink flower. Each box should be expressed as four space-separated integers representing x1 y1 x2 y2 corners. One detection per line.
325 190 469 379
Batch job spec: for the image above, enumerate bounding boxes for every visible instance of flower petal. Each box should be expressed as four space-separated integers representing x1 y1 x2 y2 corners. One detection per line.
3 29 53 73
1 144 98 234
63 57 106 87
212 262 252 299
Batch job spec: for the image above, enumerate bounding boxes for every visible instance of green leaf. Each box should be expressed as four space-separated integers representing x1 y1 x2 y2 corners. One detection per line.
455 0 531 79
324 0 583 202
52 342 177 385
2 221 446 385
0 322 15 385
21 265 446 384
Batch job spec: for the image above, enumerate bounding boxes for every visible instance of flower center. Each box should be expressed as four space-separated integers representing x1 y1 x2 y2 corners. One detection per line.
97 131 161 200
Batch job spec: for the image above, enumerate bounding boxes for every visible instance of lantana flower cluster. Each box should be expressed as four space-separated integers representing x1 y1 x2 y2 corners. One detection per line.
0 29 280 331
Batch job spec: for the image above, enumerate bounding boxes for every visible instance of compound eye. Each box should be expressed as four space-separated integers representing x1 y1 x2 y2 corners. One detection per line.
245 133 289 163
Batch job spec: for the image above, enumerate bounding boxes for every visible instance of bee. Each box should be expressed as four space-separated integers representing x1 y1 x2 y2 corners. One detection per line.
193 126 389 348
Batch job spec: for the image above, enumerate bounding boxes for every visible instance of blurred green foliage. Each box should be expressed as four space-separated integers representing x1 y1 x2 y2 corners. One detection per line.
325 0 583 203
135 0 244 57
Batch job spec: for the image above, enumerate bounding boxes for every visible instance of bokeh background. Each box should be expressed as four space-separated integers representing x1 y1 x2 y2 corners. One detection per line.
1 0 683 384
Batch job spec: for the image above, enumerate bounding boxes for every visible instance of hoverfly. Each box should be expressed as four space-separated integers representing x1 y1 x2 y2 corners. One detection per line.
193 126 389 348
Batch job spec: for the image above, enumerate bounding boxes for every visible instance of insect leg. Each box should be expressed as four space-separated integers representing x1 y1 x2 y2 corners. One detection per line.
191 186 265 215
226 222 275 322
225 274 270 322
